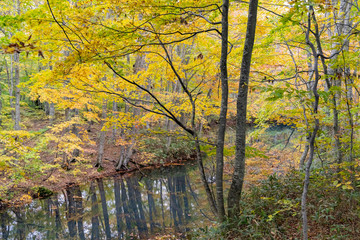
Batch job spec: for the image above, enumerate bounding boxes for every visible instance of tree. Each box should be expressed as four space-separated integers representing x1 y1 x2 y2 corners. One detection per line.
227 0 258 217
215 0 229 221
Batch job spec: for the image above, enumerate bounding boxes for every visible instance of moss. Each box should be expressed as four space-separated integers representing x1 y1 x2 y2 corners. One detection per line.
36 187 53 198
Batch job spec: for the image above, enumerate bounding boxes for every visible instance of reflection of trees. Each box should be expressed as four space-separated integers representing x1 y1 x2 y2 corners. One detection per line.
89 182 100 240
13 208 25 240
126 177 148 238
159 179 165 228
114 176 125 238
0 165 209 239
66 187 77 239
145 179 157 233
167 172 191 232
51 196 63 238
120 178 133 232
74 186 85 240
0 212 10 239
43 196 63 239
168 176 182 228
65 185 86 239
97 179 112 239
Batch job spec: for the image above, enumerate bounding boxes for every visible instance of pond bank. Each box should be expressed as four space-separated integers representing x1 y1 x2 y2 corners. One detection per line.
0 153 196 210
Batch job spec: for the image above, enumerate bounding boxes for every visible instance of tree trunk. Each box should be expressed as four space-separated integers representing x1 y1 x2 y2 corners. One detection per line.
215 0 229 221
0 64 2 127
14 52 21 130
299 143 309 170
301 7 321 239
9 55 15 120
227 0 258 217
112 101 118 142
115 141 134 170
49 102 55 123
96 100 107 168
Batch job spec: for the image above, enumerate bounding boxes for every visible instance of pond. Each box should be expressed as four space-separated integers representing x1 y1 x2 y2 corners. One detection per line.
0 163 215 239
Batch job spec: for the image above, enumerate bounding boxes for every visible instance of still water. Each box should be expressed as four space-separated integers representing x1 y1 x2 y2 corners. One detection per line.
0 164 214 239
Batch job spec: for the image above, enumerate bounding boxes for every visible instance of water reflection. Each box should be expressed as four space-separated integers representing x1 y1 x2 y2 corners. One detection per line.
0 164 212 239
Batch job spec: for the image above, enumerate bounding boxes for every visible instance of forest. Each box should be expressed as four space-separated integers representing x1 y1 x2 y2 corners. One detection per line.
1 0 360 239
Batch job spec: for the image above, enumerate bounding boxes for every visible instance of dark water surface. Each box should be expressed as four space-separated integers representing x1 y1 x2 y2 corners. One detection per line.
0 164 214 239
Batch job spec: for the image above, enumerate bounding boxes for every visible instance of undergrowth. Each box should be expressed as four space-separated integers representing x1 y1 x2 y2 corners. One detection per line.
138 133 195 163
192 169 360 239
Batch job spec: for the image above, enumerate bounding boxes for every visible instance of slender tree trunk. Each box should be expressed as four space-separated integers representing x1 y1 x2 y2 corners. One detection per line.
112 101 117 142
65 107 71 121
301 8 321 239
345 76 354 162
49 102 55 123
299 143 309 170
14 52 21 130
9 55 15 120
0 65 2 127
215 0 229 221
227 0 258 217
96 100 107 168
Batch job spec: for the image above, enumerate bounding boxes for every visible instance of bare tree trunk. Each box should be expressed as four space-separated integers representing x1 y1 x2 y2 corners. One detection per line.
301 8 321 239
65 107 71 121
96 100 107 168
345 76 354 162
227 0 258 217
215 0 229 221
14 52 21 130
299 143 309 170
115 141 135 170
0 63 3 127
13 0 21 130
49 102 55 123
112 101 117 142
9 55 15 120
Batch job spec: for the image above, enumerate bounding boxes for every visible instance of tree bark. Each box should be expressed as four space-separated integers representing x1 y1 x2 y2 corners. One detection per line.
112 101 118 142
301 7 321 239
215 0 229 221
14 52 21 130
227 0 258 217
49 102 55 123
96 100 107 168
9 55 15 121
